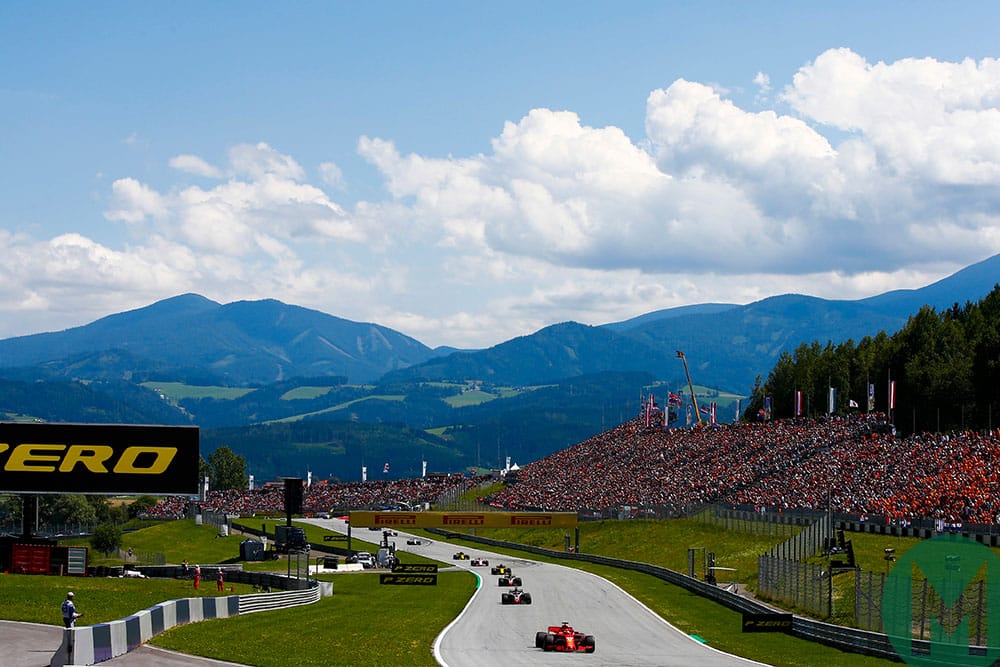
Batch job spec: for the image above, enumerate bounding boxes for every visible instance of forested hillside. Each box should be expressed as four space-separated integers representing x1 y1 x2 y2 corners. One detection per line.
748 285 1000 434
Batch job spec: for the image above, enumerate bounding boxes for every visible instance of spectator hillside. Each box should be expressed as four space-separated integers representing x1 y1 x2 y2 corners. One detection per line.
142 413 1000 528
142 474 485 520
486 414 1000 526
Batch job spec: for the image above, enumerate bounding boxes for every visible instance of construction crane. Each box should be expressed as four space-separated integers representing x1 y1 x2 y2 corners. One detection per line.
676 351 703 426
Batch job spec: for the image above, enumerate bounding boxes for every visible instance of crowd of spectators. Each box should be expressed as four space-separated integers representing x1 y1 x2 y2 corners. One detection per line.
486 413 1000 526
140 413 1000 527
141 473 484 519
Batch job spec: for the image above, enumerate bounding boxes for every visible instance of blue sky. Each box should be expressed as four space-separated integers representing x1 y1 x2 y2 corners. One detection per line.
3 2 1000 349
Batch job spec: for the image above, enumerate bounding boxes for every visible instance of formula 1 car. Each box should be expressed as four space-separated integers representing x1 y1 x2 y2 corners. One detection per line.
453 551 470 560
471 557 489 567
535 622 595 653
406 538 422 545
498 574 523 586
490 564 511 575
501 587 532 604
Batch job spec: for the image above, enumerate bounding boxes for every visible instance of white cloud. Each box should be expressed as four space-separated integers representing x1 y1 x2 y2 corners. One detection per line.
104 178 168 223
319 162 344 189
228 142 306 181
6 49 1000 350
753 71 771 104
169 154 223 178
782 48 1000 185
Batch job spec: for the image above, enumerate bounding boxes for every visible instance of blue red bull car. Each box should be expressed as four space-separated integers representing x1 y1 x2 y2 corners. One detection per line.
535 622 595 653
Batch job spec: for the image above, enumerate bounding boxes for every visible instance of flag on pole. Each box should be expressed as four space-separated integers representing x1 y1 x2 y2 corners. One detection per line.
794 390 804 417
362 465 367 482
422 460 427 477
764 396 772 420
867 383 875 412
828 387 836 414
849 399 859 408
889 380 897 410
709 402 717 425
383 462 390 474
668 392 682 406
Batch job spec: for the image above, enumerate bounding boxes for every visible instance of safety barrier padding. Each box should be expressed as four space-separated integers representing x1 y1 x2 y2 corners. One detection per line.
58 577 316 665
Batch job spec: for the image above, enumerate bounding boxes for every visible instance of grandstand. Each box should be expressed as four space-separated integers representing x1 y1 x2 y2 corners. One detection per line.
484 413 1000 528
142 413 999 532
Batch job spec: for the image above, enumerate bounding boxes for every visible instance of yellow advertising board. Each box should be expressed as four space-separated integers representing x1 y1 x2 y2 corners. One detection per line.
350 510 578 529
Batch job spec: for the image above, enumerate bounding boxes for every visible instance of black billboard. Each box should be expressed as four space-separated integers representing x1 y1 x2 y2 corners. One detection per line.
392 563 438 573
379 574 437 585
0 422 199 495
741 612 793 632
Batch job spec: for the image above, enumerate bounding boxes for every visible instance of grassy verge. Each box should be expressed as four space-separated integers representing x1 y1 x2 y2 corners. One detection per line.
429 529 902 667
459 518 791 587
64 519 244 566
149 570 476 667
0 572 251 626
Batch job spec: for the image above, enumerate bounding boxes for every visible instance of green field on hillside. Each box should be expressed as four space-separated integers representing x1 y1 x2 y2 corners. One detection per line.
279 386 335 400
267 394 406 423
141 382 256 400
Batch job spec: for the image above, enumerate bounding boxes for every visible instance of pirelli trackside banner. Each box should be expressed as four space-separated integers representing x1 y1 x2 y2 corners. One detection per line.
350 510 578 529
0 422 199 495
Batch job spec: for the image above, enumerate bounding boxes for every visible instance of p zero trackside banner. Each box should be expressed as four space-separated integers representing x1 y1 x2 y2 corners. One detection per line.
350 511 579 529
0 422 199 494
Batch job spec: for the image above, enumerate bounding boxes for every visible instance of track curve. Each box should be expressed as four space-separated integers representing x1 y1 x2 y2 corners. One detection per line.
304 518 769 667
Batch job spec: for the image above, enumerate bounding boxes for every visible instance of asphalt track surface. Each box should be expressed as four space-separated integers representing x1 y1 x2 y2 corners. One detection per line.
3 519 770 666
307 518 769 667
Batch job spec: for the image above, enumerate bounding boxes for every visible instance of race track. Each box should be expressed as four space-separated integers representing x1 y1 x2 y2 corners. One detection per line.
303 518 768 667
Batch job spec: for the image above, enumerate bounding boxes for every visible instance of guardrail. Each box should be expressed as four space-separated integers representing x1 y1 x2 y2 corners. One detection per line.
426 528 912 662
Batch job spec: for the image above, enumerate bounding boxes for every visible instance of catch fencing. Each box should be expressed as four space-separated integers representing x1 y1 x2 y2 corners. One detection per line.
757 555 831 618
855 568 990 645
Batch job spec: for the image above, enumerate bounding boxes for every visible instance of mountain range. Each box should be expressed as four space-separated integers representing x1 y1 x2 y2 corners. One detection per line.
1 252 997 393
0 252 997 481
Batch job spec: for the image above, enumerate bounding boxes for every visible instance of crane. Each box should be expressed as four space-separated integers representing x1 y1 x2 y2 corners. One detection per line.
676 351 703 426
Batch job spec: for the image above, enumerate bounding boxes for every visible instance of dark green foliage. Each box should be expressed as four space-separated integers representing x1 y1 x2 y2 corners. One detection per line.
206 446 247 491
41 494 98 525
752 285 1000 434
90 522 122 556
0 378 188 424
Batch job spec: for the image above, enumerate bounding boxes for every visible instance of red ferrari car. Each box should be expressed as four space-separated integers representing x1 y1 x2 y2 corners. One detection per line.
535 622 595 653
501 587 532 604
